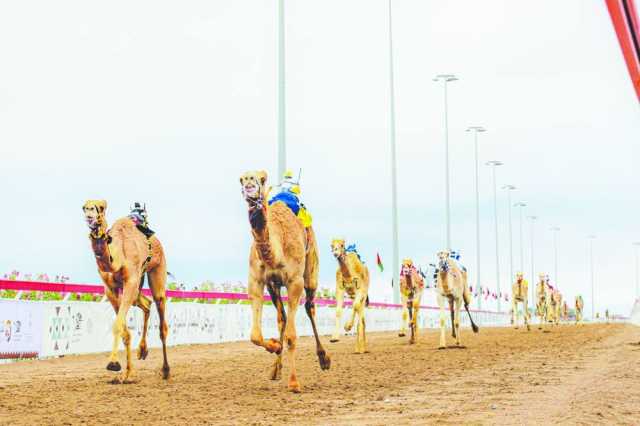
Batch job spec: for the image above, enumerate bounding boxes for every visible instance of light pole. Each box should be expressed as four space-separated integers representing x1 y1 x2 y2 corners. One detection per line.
466 126 486 310
433 74 458 250
550 227 560 290
514 202 527 273
387 0 400 304
277 0 286 178
503 185 517 284
634 242 640 299
588 235 596 319
528 215 538 311
486 160 503 312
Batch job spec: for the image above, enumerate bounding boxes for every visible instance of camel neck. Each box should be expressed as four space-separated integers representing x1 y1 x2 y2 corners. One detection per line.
249 205 276 268
337 256 352 281
91 234 114 273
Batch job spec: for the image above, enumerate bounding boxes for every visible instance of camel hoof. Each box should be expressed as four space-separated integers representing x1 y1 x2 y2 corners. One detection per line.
265 338 282 355
137 346 149 360
317 350 331 371
526 325 531 331
106 361 121 372
344 324 353 333
329 338 339 343
398 333 406 337
409 339 416 345
162 365 170 380
288 382 302 393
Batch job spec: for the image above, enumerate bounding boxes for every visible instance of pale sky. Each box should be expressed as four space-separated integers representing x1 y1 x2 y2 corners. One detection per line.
1 1 638 316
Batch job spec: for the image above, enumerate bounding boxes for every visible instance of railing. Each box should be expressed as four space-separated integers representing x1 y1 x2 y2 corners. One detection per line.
0 279 507 315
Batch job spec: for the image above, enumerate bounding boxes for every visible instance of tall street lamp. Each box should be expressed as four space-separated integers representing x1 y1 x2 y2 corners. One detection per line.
433 74 458 250
550 227 560 289
514 202 527 274
486 160 503 312
528 215 538 311
387 0 400 304
277 0 286 177
466 126 486 310
503 185 517 284
588 235 596 319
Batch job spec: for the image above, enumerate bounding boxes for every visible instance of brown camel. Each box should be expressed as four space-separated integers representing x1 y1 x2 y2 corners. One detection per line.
240 170 330 393
435 251 479 348
398 258 425 344
82 200 169 382
330 239 370 353
511 272 530 331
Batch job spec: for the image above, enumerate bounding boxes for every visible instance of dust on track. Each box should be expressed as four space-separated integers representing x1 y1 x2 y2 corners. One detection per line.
1 323 639 425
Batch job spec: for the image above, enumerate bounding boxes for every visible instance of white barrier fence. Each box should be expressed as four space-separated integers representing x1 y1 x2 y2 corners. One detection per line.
1 299 510 359
630 299 640 326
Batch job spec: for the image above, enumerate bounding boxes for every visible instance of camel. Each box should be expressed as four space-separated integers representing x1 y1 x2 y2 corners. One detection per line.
82 200 169 382
575 295 584 325
435 251 479 348
549 289 562 326
562 301 569 322
605 309 611 323
240 170 330 393
398 259 425 344
330 239 370 353
535 274 550 330
511 272 530 331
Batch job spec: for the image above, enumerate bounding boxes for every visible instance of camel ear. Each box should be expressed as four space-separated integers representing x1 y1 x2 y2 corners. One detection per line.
257 170 267 186
97 200 107 213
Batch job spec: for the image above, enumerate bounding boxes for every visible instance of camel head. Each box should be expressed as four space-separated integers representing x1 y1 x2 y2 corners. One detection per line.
331 238 346 260
400 258 415 277
516 272 524 283
240 170 268 207
82 200 107 237
437 251 451 273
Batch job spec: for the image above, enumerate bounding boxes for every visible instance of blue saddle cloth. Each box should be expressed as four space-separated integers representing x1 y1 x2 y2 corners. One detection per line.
345 244 364 263
268 191 301 215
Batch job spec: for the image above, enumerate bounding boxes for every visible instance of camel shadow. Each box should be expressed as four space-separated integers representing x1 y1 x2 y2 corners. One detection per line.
435 345 467 351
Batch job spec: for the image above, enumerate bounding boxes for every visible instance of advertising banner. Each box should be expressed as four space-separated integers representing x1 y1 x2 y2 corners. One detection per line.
0 300 43 359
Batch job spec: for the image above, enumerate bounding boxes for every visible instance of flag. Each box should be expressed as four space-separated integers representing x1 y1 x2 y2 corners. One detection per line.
376 253 384 272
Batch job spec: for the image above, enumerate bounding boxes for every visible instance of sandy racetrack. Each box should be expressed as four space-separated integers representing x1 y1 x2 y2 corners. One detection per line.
1 323 639 425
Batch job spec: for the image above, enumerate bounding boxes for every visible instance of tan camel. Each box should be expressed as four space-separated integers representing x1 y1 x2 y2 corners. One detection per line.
435 251 479 348
575 295 584 325
240 171 330 393
330 239 369 353
398 259 425 344
549 289 562 326
535 274 549 330
511 272 530 331
562 301 569 321
82 200 169 382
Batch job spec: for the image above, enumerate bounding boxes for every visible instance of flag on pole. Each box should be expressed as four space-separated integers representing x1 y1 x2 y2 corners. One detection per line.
376 252 384 272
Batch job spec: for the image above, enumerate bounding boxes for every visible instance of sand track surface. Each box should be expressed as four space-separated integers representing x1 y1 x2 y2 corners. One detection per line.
1 323 639 425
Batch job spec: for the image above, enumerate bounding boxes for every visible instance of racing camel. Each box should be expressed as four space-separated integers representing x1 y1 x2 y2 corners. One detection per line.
240 170 330 393
399 259 425 344
575 295 584 325
435 251 479 348
82 200 170 382
535 274 550 330
330 239 370 353
511 272 530 330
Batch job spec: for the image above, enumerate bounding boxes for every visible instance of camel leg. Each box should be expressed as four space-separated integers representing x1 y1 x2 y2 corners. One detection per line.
449 297 456 339
303 286 331 371
462 291 479 333
410 297 420 345
524 299 531 331
358 294 367 353
454 298 462 347
512 300 519 329
351 291 366 353
330 287 344 342
104 287 122 372
437 293 446 349
345 281 360 333
399 293 408 337
248 276 281 354
286 282 303 393
266 283 286 381
134 291 152 360
107 278 138 383
147 266 170 379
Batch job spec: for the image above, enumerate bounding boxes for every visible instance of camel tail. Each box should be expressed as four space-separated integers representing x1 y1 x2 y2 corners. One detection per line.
365 295 369 307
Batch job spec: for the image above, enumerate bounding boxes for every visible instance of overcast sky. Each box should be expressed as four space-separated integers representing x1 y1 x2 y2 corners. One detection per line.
1 1 638 316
